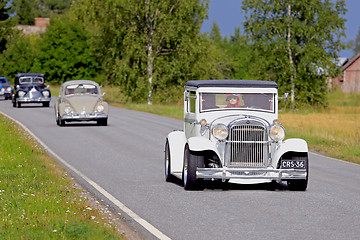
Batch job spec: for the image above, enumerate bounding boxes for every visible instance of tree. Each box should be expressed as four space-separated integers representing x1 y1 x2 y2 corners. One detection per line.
38 15 100 84
242 0 347 107
0 0 17 54
72 0 212 104
350 26 360 54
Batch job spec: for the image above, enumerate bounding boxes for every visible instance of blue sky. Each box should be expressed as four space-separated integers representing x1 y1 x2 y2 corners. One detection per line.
201 0 359 58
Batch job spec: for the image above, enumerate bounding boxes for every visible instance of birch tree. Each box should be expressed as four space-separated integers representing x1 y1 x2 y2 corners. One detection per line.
74 0 209 104
242 0 347 107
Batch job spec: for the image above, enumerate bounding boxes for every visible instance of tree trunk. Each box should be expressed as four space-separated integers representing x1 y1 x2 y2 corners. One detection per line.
147 37 154 105
145 0 154 105
287 4 296 109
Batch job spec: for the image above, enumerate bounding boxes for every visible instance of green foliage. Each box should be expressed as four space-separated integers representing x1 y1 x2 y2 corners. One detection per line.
0 0 17 54
349 26 360 54
72 0 214 104
38 15 100 84
242 0 347 107
0 14 100 84
207 24 254 80
0 34 41 78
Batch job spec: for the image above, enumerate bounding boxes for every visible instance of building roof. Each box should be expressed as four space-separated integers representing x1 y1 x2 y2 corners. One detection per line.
185 80 278 89
342 52 360 71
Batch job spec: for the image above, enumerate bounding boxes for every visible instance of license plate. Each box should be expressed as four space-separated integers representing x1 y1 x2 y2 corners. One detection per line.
280 160 306 169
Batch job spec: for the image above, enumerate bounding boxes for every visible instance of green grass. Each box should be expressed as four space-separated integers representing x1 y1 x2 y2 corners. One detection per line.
0 115 125 239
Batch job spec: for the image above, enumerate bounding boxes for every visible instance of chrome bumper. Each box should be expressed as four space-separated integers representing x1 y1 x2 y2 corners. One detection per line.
17 97 50 103
62 113 108 121
197 167 307 180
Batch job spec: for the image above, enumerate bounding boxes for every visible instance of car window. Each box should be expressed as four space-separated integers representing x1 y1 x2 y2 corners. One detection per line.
19 77 44 84
65 84 99 96
184 91 196 113
0 79 7 83
201 93 274 112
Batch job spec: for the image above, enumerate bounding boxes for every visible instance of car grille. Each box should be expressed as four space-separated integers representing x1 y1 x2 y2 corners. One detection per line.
228 121 268 167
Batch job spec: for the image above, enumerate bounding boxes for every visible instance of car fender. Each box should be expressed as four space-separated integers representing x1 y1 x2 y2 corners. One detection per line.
273 138 308 163
167 131 187 173
188 136 220 157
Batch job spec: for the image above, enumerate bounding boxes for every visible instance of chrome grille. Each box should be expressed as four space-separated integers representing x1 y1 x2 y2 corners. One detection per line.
228 123 268 167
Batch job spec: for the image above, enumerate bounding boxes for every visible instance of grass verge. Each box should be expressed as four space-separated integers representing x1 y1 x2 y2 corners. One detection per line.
0 114 125 239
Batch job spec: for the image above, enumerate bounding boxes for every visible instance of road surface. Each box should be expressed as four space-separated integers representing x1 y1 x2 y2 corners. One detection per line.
1 99 359 240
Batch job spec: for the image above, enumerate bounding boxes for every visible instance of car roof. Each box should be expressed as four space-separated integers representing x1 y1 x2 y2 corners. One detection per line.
15 73 44 78
185 80 278 89
61 80 99 87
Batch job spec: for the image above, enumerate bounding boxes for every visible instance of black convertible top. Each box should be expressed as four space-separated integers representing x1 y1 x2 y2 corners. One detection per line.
15 73 44 78
185 80 278 89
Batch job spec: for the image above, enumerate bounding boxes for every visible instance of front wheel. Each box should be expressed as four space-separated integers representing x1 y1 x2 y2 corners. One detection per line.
97 118 108 126
287 156 309 191
165 139 174 182
183 145 204 190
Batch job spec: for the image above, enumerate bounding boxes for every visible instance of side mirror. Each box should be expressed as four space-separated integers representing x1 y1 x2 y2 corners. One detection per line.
185 91 190 100
102 92 106 97
279 93 289 102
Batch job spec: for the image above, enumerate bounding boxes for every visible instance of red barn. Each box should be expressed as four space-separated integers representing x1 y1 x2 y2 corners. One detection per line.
342 52 360 92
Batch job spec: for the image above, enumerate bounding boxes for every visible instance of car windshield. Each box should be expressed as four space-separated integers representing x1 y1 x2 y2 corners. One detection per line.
65 84 99 96
0 78 8 83
19 77 44 84
201 93 274 112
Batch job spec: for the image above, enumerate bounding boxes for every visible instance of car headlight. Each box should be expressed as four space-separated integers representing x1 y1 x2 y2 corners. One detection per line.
96 104 104 112
18 91 26 97
64 106 72 114
212 124 228 140
6 87 11 91
42 91 50 98
270 124 286 142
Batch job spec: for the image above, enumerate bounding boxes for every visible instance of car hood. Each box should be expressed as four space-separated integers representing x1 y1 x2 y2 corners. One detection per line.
66 95 101 113
0 83 10 88
210 114 272 128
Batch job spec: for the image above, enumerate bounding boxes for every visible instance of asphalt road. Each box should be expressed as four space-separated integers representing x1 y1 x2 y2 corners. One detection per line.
1 98 360 240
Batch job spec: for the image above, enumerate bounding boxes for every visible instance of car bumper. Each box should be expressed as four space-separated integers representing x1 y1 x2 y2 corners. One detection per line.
196 167 307 181
17 97 51 103
61 113 108 121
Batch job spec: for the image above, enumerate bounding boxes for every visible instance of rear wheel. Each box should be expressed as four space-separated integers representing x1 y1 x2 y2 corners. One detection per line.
287 156 309 191
183 145 204 190
165 139 174 182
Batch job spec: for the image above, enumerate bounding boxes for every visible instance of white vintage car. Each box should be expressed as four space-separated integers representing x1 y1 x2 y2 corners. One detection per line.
165 80 308 191
55 80 108 126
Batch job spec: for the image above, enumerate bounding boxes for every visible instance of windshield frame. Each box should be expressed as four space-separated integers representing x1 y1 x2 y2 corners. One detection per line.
198 88 277 114
19 76 44 84
64 83 99 96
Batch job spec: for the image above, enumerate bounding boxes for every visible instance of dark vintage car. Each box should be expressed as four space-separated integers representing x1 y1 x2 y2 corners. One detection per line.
0 77 12 100
12 73 51 108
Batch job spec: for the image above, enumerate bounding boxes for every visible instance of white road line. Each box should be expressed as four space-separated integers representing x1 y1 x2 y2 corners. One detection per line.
1 111 171 240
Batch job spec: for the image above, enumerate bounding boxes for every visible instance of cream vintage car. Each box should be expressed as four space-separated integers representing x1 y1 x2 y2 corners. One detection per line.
165 80 308 191
55 80 108 126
